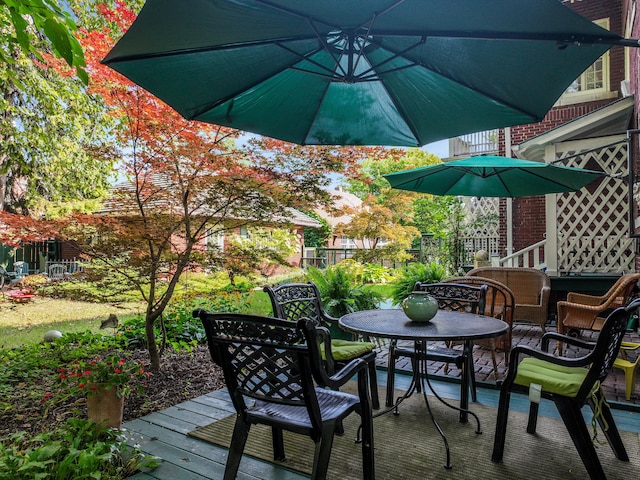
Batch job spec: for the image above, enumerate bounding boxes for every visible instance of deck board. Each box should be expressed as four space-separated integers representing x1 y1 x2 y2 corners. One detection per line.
125 371 639 480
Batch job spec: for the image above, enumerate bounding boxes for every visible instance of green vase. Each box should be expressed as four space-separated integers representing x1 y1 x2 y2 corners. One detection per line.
401 292 438 322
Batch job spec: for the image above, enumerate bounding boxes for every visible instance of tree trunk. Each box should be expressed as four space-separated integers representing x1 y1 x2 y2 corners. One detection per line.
145 315 161 372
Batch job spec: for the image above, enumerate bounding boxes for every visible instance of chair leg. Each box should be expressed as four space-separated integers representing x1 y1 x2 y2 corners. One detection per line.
491 386 511 462
464 341 477 403
554 397 606 480
225 418 250 480
490 348 499 380
311 422 336 480
385 341 397 408
459 355 470 423
360 415 375 480
271 426 285 461
526 402 539 434
367 360 380 409
589 390 629 461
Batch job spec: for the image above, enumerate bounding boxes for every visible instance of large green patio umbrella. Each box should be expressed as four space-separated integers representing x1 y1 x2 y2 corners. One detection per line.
102 0 636 147
383 156 604 197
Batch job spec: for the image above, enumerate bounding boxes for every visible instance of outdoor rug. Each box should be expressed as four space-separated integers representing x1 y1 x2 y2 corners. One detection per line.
189 388 640 479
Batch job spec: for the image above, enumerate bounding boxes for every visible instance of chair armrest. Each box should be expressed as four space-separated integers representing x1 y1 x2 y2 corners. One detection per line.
326 357 367 390
314 325 337 374
540 331 596 352
557 300 608 332
567 291 605 306
539 285 551 308
507 343 594 370
298 318 367 390
320 310 340 325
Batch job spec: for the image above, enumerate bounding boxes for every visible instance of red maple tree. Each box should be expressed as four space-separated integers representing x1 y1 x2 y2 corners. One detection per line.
0 3 393 370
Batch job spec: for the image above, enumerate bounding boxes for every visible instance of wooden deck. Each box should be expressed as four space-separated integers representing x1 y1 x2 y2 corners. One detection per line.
124 371 640 480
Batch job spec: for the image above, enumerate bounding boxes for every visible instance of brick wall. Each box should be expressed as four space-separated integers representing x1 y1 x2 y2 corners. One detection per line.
499 0 627 259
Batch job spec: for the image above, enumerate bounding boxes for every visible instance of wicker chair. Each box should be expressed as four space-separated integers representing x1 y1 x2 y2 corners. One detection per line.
194 311 375 480
443 277 515 379
492 299 639 480
557 273 640 337
466 266 550 330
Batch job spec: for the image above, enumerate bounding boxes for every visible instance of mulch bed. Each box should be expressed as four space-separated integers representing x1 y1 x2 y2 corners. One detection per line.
0 346 224 440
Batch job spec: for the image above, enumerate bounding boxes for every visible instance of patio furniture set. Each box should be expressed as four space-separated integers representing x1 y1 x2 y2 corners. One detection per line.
193 267 640 480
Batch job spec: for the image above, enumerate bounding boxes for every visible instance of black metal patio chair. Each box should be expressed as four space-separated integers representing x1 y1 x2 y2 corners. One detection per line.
194 310 375 480
264 282 380 409
491 298 640 480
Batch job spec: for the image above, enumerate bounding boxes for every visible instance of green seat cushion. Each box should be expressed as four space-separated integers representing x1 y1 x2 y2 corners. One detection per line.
324 339 375 361
514 357 588 397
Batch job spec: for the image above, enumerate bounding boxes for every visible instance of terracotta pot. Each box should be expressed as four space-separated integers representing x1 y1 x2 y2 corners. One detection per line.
401 292 438 322
86 385 124 429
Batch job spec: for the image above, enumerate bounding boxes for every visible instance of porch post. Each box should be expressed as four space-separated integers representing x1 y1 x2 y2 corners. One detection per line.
505 128 513 257
545 145 559 275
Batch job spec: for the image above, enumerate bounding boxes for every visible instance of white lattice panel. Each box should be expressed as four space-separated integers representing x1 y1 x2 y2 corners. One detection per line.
554 139 634 273
463 196 500 238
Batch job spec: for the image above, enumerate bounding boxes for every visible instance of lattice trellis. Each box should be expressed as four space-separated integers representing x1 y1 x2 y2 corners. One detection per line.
463 196 500 238
554 140 634 273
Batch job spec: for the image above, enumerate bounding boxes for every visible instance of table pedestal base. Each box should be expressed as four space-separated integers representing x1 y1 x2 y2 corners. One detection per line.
375 342 482 470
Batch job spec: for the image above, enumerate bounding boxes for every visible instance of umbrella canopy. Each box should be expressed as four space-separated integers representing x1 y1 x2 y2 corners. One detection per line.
383 156 604 197
101 0 634 147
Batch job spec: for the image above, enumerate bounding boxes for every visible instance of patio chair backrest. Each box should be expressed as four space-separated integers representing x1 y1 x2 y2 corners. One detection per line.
264 282 333 326
576 299 637 401
413 282 487 314
13 261 28 278
48 264 67 279
443 276 515 351
196 311 325 429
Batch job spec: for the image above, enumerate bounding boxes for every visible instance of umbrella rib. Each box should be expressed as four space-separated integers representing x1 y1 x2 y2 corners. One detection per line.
357 37 426 80
276 41 346 81
358 28 635 47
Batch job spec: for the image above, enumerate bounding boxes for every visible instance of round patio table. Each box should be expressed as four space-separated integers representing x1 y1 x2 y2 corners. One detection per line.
340 308 508 469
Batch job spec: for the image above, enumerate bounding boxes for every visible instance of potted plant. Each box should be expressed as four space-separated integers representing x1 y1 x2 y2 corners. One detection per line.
59 354 148 429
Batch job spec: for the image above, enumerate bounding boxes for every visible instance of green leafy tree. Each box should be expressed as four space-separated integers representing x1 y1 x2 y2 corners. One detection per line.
303 211 332 248
333 195 420 264
0 0 87 83
216 227 300 285
0 3 114 215
344 148 441 200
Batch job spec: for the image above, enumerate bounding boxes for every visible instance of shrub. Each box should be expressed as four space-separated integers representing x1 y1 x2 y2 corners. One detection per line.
0 418 159 479
361 263 394 284
116 290 250 350
389 262 447 306
305 266 382 318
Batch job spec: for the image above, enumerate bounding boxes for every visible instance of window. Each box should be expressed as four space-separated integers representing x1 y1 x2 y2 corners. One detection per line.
558 18 614 105
566 56 605 93
205 230 224 251
340 235 357 248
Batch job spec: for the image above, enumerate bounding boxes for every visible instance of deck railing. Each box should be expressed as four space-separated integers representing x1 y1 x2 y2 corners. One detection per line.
497 239 547 269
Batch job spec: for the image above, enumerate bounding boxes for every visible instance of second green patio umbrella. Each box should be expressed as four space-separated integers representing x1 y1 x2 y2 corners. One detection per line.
101 0 634 147
383 156 604 197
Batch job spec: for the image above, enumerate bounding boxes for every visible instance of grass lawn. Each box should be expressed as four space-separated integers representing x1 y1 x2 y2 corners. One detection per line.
0 296 144 349
0 279 388 350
